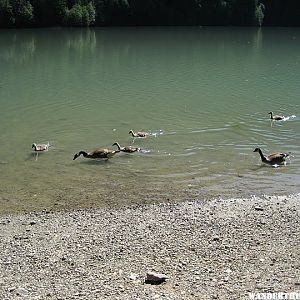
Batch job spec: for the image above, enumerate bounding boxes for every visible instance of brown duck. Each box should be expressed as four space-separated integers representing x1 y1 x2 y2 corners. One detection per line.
128 130 148 137
112 142 140 153
253 148 290 165
73 148 119 160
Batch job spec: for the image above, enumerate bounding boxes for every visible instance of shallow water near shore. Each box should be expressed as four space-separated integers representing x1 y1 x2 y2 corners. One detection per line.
0 27 299 213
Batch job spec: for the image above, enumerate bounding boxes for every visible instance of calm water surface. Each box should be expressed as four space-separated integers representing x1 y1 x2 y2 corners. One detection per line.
0 27 299 212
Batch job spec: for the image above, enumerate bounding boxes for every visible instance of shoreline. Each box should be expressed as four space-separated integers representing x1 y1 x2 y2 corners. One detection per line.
0 194 299 299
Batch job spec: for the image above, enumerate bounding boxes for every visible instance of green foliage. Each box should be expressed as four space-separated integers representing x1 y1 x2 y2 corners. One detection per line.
0 0 14 26
11 0 33 26
86 2 96 24
254 1 265 26
64 3 82 26
0 0 33 26
0 0 299 27
63 1 95 26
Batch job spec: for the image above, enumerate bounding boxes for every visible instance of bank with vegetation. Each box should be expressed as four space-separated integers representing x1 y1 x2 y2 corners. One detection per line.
0 0 299 28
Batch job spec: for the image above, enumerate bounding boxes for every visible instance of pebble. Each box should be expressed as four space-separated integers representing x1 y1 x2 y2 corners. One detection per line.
0 194 298 299
15 287 28 296
212 235 220 242
128 273 139 281
254 206 264 211
145 271 168 284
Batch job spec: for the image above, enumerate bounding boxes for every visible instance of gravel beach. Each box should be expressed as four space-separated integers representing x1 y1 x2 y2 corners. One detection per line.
0 194 299 300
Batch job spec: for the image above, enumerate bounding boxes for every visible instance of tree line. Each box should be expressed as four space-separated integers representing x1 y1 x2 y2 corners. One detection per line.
0 0 299 28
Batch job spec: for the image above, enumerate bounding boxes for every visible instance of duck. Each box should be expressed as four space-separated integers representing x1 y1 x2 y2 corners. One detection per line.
253 148 290 165
128 130 148 138
112 142 140 153
268 111 285 121
32 142 49 152
73 148 119 160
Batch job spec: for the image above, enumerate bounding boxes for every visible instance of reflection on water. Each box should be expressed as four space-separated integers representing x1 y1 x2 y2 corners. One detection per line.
0 31 36 64
0 27 299 213
252 27 263 50
0 28 96 64
0 27 269 66
64 29 96 56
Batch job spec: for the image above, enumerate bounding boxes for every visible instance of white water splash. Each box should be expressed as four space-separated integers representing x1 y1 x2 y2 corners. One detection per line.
282 115 296 121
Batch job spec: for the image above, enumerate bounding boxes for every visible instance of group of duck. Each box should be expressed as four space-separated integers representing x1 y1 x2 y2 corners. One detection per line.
32 112 291 166
32 130 147 161
254 111 290 166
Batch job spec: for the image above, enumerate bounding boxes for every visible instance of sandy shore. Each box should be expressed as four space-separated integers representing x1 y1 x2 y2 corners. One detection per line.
0 194 299 300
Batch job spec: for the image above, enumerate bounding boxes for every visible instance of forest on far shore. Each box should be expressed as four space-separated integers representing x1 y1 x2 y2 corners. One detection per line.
0 0 300 28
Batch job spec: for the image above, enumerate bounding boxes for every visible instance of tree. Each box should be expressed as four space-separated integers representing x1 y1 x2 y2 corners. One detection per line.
0 0 300 27
0 0 14 27
0 0 33 27
85 2 96 25
254 0 265 26
64 3 83 25
11 0 34 26
63 1 96 26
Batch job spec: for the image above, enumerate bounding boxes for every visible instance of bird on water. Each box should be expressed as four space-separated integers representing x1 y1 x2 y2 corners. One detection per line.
268 111 285 121
253 148 290 166
128 130 148 137
112 142 140 153
73 148 119 160
32 142 50 160
32 142 50 152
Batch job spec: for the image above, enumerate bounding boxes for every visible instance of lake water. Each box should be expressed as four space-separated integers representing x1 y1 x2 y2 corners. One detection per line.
0 27 299 213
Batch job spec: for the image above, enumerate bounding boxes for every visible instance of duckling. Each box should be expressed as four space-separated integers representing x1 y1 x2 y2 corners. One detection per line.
128 130 148 138
253 148 290 165
268 111 285 121
32 142 49 152
73 148 119 160
112 142 140 153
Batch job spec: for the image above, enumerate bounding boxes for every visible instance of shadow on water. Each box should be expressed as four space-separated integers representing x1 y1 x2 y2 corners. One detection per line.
74 159 113 166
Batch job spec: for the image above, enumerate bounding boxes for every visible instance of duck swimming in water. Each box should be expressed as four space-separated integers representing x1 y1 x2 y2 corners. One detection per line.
73 148 119 160
253 148 290 165
32 142 49 152
32 142 50 160
268 112 285 121
112 142 140 153
128 130 148 137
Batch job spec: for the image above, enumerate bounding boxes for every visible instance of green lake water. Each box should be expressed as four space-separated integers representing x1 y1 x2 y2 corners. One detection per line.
0 27 299 213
